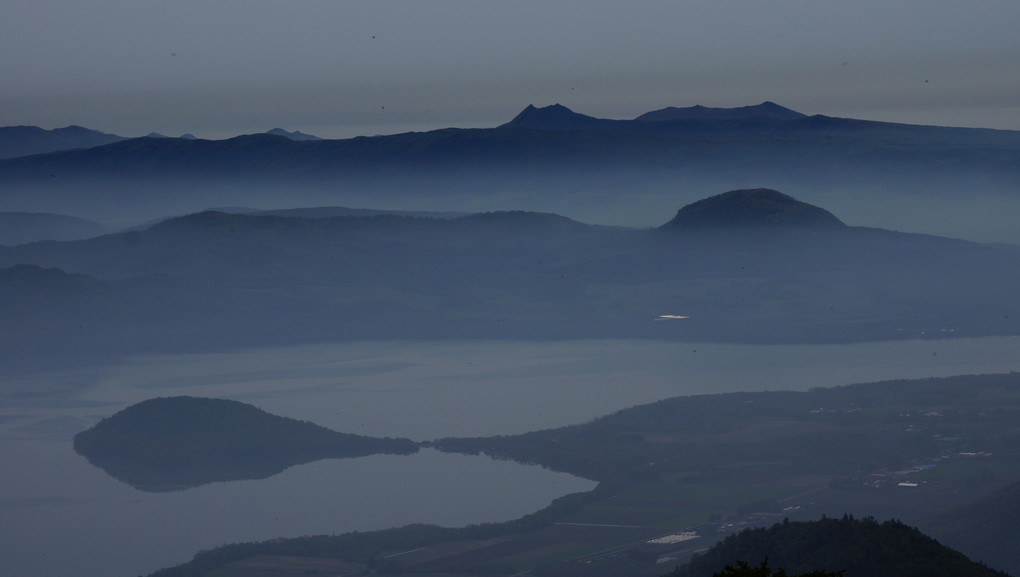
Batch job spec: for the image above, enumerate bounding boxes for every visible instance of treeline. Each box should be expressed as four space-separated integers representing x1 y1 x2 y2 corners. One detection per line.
670 516 1009 577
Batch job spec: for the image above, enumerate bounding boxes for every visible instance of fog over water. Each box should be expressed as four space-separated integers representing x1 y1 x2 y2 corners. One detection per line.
2 337 1019 577
72 337 1020 439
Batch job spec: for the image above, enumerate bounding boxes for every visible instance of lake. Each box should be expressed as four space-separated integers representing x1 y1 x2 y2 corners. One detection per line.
2 336 1019 577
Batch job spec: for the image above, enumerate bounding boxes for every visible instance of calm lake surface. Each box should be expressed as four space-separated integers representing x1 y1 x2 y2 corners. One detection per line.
2 337 1019 577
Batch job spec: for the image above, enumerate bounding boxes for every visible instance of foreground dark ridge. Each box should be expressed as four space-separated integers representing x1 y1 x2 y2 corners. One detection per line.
671 516 1008 577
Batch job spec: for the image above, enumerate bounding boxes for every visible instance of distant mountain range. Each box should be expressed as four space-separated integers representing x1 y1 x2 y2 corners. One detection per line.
8 101 1018 158
637 101 807 122
1 102 1017 243
0 211 107 244
0 125 323 160
0 124 128 159
504 101 814 133
503 101 1020 143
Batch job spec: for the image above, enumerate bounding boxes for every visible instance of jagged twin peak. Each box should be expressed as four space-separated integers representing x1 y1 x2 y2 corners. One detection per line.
661 188 846 230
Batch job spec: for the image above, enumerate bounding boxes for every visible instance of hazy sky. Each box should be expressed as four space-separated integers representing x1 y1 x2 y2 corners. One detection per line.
3 1 1019 139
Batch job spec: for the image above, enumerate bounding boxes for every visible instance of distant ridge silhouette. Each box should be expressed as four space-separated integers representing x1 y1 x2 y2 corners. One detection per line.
0 124 128 159
266 128 322 141
636 101 806 122
503 101 808 132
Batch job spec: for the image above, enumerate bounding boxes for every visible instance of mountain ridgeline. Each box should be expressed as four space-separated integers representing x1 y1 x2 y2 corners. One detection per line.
503 101 810 133
73 396 419 491
0 124 128 160
1 102 1018 243
636 101 808 122
2 188 1019 374
0 211 108 244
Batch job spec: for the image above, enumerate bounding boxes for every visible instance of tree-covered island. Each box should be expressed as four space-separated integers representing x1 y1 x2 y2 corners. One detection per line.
73 396 419 491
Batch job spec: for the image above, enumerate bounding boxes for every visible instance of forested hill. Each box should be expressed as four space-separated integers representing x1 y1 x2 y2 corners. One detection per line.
671 516 1009 577
73 396 419 491
928 479 1020 575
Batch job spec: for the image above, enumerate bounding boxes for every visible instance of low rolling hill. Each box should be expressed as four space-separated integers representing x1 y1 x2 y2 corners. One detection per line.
1 189 1018 374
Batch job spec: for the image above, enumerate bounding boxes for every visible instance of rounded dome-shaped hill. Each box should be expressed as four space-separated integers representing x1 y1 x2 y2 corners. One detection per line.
660 188 846 231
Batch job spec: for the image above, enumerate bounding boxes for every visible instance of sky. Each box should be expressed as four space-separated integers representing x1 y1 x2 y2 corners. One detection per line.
2 0 1019 139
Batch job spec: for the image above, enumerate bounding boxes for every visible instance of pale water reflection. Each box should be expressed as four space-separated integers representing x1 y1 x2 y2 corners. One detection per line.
0 442 593 577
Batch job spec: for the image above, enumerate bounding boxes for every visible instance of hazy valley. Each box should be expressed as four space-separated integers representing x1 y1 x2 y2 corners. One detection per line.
2 103 1020 577
3 186 1019 377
